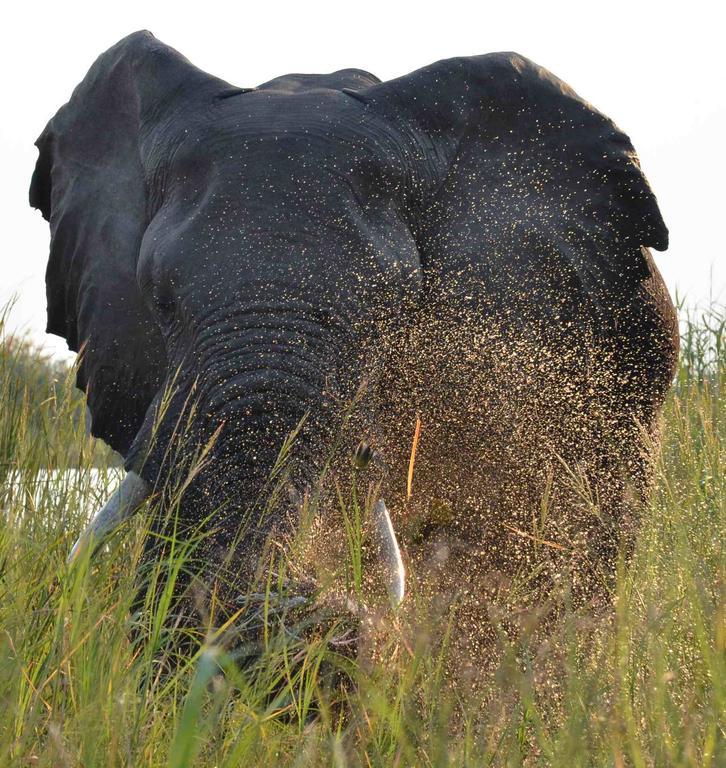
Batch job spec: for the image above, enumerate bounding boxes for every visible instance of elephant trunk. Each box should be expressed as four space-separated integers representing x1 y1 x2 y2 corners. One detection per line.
72 303 405 605
111 307 350 577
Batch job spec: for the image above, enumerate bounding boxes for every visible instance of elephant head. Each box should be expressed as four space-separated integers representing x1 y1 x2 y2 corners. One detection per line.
30 32 674 612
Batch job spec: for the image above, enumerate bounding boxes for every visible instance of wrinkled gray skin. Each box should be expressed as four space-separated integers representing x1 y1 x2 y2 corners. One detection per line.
30 32 677 611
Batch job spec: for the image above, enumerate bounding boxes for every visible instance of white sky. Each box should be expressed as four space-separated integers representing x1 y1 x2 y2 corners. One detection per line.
1 0 723 360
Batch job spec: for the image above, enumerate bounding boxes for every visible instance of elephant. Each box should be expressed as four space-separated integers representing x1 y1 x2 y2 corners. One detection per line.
30 31 678 640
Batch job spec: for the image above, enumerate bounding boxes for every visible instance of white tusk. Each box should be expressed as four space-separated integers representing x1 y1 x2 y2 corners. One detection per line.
372 498 406 607
68 471 150 564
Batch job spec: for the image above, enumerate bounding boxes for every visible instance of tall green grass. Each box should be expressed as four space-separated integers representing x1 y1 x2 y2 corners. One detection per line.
0 303 723 767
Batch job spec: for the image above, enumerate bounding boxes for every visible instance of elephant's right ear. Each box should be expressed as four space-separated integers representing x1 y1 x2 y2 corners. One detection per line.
29 31 231 456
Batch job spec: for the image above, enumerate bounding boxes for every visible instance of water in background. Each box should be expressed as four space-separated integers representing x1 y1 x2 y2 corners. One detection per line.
1 468 123 527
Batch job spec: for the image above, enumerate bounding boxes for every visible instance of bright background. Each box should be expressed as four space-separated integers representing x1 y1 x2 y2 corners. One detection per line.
2 0 723 359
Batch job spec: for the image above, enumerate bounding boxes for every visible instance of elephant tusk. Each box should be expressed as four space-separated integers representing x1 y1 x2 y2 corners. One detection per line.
372 498 406 607
68 471 150 564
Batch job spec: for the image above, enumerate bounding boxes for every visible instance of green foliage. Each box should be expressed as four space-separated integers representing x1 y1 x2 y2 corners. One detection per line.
0 303 723 767
0 308 120 473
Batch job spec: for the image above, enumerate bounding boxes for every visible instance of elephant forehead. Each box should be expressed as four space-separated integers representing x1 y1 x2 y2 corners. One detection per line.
136 89 423 309
148 87 411 190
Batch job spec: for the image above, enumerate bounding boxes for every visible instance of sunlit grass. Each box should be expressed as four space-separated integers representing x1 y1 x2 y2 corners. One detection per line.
0 302 723 767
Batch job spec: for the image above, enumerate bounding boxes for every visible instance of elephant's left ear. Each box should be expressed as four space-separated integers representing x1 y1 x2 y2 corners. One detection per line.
345 53 667 302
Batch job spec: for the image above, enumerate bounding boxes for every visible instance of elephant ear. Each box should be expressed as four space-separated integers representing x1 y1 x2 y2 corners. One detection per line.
29 31 230 456
346 53 667 319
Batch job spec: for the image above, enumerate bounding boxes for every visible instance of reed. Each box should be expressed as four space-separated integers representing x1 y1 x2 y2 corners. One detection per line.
0 301 722 767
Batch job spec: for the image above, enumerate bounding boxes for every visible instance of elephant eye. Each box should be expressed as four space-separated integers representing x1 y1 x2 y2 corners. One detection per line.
137 255 175 322
153 278 177 322
137 270 154 299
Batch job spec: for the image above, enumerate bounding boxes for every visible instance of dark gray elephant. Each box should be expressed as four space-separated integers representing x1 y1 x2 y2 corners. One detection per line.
30 32 677 623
